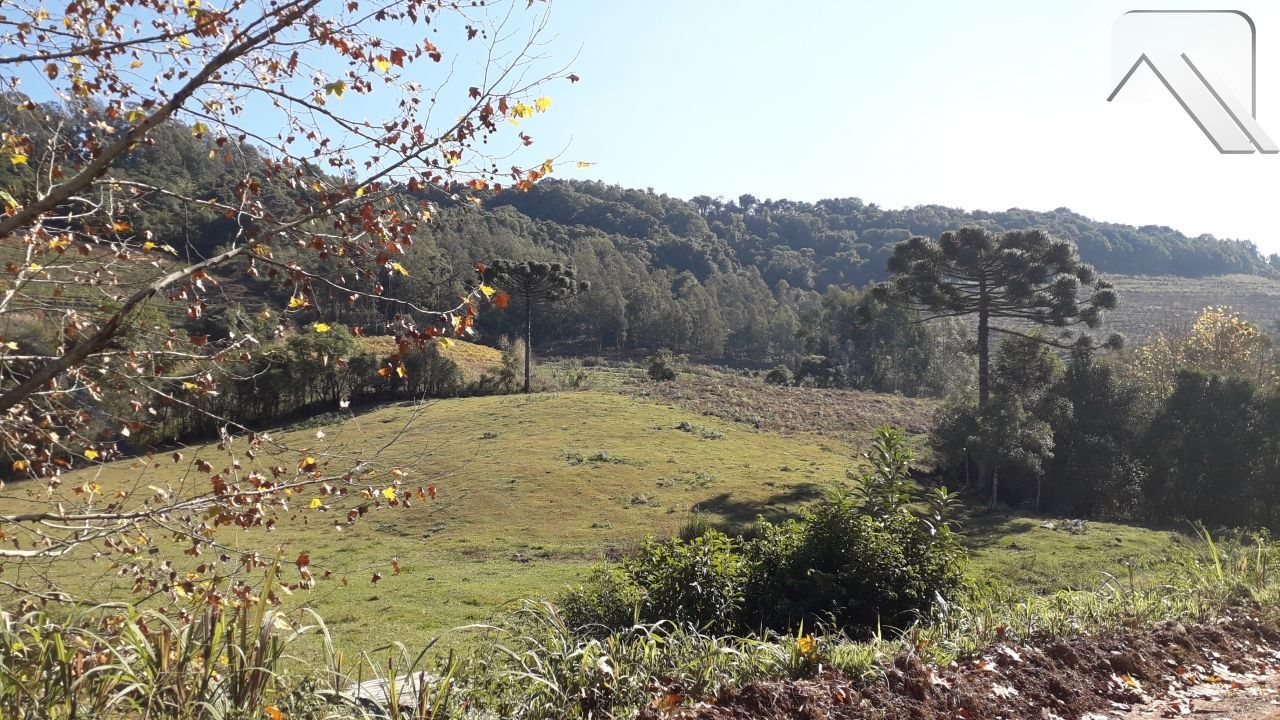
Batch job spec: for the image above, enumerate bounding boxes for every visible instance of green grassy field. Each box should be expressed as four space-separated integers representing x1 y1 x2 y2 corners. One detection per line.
0 379 1197 658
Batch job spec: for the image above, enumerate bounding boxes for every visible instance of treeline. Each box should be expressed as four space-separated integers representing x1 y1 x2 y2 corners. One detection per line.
932 307 1280 529
7 99 1276 380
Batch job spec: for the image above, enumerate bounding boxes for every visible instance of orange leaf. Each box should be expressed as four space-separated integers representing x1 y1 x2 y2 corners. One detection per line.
493 292 510 309
265 706 283 720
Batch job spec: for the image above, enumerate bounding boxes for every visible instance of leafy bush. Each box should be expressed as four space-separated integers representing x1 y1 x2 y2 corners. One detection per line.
764 364 794 386
562 531 747 634
746 494 966 634
559 567 644 633
646 348 686 382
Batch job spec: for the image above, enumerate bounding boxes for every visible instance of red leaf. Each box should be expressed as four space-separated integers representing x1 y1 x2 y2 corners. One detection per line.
493 292 510 309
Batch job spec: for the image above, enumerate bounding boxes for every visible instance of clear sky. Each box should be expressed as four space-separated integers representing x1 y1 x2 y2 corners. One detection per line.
516 0 1280 254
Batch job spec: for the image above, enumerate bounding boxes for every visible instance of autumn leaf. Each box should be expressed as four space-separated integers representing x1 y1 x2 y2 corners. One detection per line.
288 296 306 309
308 498 322 509
324 80 346 97
493 292 510 309
377 366 392 377
8 154 27 166
84 449 99 461
437 337 455 349
381 487 397 500
265 706 283 720
395 363 407 379
373 57 391 73
296 553 310 568
313 322 331 333
534 96 551 113
478 283 496 298
177 34 192 48
11 459 28 472
389 261 409 276
428 484 437 499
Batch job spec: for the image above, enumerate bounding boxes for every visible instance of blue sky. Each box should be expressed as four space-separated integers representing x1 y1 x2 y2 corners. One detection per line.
516 1 1280 254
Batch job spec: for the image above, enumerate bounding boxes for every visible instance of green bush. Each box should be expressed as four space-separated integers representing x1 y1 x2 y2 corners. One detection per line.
561 531 747 634
559 567 644 633
646 348 686 382
764 364 793 386
746 493 967 634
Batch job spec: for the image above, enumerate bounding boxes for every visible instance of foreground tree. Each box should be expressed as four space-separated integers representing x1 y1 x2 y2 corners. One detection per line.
0 0 575 602
873 227 1119 408
482 259 588 392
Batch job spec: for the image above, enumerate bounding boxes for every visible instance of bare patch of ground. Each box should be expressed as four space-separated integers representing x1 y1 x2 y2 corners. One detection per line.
643 613 1280 720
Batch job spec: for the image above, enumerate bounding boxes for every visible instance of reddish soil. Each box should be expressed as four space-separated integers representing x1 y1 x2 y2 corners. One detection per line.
642 613 1280 720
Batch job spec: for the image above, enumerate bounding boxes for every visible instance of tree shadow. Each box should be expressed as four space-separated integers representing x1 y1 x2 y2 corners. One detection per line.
691 483 825 529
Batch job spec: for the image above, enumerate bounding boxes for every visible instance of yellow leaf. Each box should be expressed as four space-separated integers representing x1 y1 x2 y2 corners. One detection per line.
534 96 551 113
355 186 365 197
130 60 143 69
288 296 306 309
11 460 27 472
437 337 455 349
182 381 198 390
178 35 192 48
3 341 17 350
312 322 331 333
512 102 533 119
9 154 27 166
381 487 397 500
26 263 42 272
576 161 595 169
389 261 408 277
142 241 156 250
84 449 99 460
373 57 391 73
395 363 407 379
308 498 322 509
324 81 346 97
34 8 49 20
478 284 496 298
190 121 209 137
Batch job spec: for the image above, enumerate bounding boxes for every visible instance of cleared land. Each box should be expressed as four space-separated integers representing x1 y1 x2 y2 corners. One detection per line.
1 372 1192 656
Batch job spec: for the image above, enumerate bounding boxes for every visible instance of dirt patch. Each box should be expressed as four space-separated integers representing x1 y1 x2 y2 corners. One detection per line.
642 613 1280 720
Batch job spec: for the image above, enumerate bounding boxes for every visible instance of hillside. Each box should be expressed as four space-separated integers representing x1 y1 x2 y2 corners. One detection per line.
3 379 1186 655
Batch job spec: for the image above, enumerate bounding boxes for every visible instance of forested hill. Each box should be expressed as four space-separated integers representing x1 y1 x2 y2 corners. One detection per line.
4 102 1275 371
487 179 1276 286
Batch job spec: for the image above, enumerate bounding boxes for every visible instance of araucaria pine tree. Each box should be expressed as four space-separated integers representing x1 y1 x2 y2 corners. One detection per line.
483 260 589 392
873 227 1119 408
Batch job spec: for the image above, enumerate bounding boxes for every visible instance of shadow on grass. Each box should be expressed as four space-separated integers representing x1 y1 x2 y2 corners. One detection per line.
691 483 825 529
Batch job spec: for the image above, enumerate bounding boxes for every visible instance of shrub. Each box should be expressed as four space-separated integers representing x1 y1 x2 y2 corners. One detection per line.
646 348 686 382
745 494 967 634
764 364 794 386
561 531 747 634
559 567 644 633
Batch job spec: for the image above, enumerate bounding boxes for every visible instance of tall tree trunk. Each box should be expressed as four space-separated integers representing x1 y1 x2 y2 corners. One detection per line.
523 295 533 393
977 304 990 410
1035 475 1042 513
989 466 999 509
